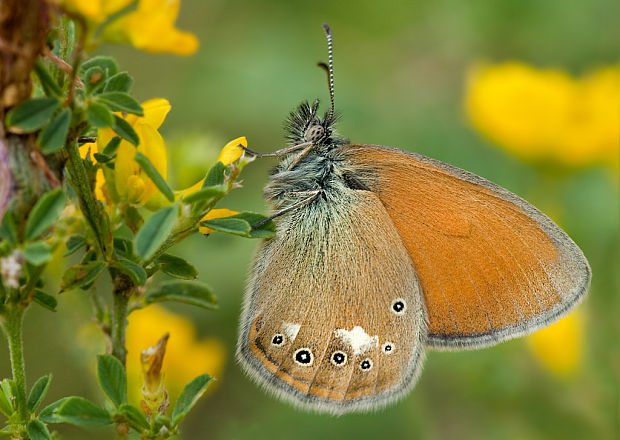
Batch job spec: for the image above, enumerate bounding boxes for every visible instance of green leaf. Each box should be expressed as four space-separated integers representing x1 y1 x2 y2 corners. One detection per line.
0 380 14 417
134 205 177 261
83 66 106 94
114 259 147 286
64 235 86 256
97 92 143 116
39 398 69 423
172 374 213 425
24 188 66 241
113 237 134 260
118 404 149 431
123 205 143 232
24 242 52 265
134 152 174 202
34 60 62 97
112 114 139 146
28 375 52 413
97 355 127 407
27 419 51 440
93 152 113 163
103 71 133 93
145 280 217 310
37 107 71 154
5 97 60 131
203 161 228 187
86 102 114 128
182 186 226 204
102 136 122 156
156 254 198 280
49 396 112 427
200 212 275 239
60 260 106 292
0 212 18 246
81 56 118 77
33 289 57 312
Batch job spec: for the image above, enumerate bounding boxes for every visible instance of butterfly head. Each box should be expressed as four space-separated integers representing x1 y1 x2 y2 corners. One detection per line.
284 99 342 147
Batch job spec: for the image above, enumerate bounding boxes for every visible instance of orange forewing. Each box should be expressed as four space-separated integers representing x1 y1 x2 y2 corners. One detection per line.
344 144 589 348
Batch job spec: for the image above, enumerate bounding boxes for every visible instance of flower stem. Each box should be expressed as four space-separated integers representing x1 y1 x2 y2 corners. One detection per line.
111 290 130 366
2 306 28 423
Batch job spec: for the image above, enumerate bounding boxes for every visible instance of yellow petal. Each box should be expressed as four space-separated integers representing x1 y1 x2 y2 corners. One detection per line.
126 175 147 204
527 310 584 377
58 0 105 21
141 98 172 129
217 137 247 166
199 209 239 234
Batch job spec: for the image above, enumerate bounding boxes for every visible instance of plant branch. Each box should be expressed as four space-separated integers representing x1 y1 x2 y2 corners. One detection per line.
1 306 28 423
111 283 131 366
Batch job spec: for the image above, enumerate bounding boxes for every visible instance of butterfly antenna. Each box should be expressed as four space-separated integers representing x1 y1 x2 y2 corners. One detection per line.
321 23 335 118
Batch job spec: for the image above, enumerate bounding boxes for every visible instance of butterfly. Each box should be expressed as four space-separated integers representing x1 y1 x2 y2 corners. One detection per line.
235 24 590 415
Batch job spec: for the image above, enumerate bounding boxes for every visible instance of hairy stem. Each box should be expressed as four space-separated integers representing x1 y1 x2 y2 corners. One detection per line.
111 289 130 366
2 306 28 423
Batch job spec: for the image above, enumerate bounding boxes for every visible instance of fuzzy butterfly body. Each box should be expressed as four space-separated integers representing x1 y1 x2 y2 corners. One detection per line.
236 27 590 415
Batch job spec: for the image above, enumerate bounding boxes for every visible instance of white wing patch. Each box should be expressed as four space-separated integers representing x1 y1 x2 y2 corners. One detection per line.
334 326 379 355
281 322 301 341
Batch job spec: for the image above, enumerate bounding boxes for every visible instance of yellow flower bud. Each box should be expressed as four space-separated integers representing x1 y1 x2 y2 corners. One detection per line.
217 137 247 166
140 333 170 416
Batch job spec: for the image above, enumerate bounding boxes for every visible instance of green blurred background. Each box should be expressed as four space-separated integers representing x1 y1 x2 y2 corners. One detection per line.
2 0 620 438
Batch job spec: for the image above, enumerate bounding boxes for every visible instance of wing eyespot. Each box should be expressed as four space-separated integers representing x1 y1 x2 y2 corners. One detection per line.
391 298 407 315
330 351 347 366
271 333 285 346
382 342 395 354
294 348 314 366
359 358 373 371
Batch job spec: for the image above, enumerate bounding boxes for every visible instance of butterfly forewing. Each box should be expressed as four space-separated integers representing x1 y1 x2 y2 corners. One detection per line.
237 189 426 414
342 144 590 349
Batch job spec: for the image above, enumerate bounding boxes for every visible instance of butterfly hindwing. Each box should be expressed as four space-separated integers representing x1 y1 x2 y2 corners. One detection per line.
342 144 590 350
237 187 426 414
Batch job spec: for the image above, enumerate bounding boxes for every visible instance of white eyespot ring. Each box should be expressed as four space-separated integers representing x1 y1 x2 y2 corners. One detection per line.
359 358 373 371
294 348 314 366
330 351 347 367
271 333 285 346
382 342 395 354
391 298 407 315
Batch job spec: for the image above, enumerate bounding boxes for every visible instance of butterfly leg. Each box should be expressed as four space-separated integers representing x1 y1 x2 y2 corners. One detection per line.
240 141 312 158
251 190 321 230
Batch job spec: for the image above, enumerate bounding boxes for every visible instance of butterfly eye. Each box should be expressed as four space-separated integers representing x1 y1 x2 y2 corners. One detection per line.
271 334 285 346
391 298 407 315
294 348 314 366
359 359 373 371
304 124 325 143
330 351 347 366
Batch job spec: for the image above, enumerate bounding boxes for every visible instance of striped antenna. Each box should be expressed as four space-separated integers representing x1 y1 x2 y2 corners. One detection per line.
322 23 335 118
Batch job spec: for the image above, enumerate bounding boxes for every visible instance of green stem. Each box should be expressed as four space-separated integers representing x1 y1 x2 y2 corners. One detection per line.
2 306 28 423
111 290 129 366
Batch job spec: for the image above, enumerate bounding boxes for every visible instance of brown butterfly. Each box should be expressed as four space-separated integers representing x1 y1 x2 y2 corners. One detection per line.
236 24 590 415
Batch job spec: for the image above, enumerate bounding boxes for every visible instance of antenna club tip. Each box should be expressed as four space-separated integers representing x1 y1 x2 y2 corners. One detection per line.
322 23 331 36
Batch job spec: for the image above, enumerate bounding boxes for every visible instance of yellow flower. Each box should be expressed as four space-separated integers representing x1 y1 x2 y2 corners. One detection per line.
199 208 239 234
527 310 584 377
58 0 198 56
98 98 171 205
126 305 225 403
465 62 620 168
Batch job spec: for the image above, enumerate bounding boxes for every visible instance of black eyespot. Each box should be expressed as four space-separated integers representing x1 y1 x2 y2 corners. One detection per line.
391 298 406 315
294 348 313 366
382 342 394 354
331 351 347 366
271 334 284 346
360 359 373 371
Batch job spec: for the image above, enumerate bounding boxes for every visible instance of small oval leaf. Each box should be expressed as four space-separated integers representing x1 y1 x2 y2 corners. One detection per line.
86 102 114 128
28 375 52 413
172 374 213 425
134 205 178 261
5 97 60 131
156 254 198 280
97 355 127 407
24 188 66 241
145 280 217 310
97 92 143 116
37 107 72 154
134 152 174 202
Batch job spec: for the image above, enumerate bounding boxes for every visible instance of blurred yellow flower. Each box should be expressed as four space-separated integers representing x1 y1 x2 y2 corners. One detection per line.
199 208 239 234
58 0 198 56
527 310 584 377
126 305 225 403
97 98 171 205
465 62 620 168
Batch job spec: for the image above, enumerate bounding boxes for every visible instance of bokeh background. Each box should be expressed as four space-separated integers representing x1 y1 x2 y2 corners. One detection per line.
2 0 619 438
